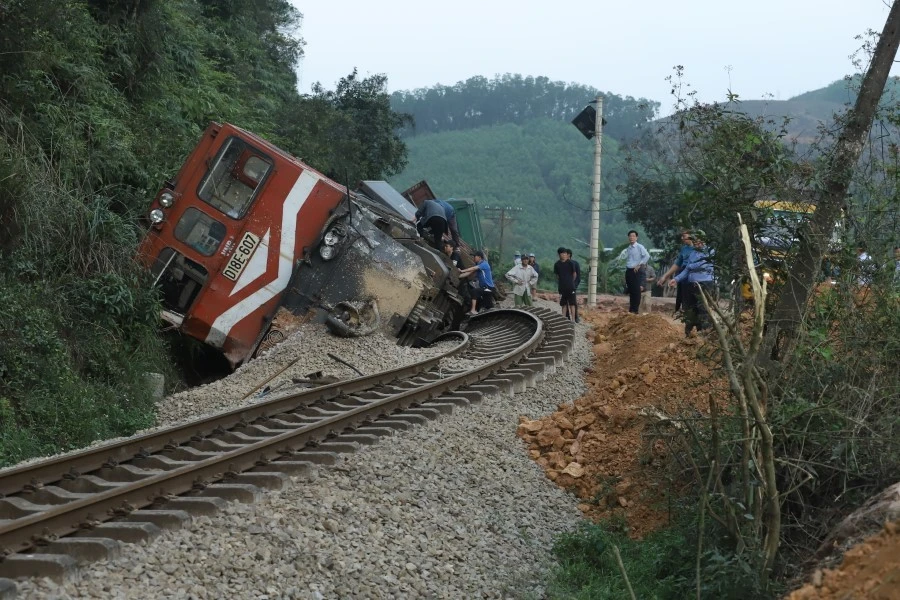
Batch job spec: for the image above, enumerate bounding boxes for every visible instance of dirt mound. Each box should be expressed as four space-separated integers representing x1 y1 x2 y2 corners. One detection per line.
786 520 900 599
517 309 728 537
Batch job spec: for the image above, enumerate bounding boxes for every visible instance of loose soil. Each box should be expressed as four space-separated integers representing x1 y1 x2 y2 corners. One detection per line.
786 520 900 600
518 301 900 597
517 306 729 538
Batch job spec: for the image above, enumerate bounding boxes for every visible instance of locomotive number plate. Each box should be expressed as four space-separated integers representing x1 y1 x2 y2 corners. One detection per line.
222 231 261 282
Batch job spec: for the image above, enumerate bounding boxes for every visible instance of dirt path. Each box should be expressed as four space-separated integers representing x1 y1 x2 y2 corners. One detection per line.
517 306 728 537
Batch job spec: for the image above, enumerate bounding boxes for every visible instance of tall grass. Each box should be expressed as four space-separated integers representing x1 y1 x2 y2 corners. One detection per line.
0 121 171 466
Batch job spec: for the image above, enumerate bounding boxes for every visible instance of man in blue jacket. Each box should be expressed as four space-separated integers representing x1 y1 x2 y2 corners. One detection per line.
657 231 694 315
435 199 461 248
670 231 715 336
415 199 449 249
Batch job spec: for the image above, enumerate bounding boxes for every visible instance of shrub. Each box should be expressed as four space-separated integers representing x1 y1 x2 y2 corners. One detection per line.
547 516 776 600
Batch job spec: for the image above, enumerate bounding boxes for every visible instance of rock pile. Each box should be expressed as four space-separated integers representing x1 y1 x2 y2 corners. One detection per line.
518 310 728 537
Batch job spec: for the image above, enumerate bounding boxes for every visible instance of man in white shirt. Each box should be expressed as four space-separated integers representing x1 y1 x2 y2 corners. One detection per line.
622 230 650 314
505 255 539 306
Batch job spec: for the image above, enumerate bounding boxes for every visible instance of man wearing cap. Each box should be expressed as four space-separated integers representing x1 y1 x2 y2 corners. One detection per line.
670 232 715 336
459 251 495 314
528 253 540 277
505 255 538 307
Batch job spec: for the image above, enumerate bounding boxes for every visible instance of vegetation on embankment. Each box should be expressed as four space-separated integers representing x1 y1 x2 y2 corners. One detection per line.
0 0 408 466
538 47 900 595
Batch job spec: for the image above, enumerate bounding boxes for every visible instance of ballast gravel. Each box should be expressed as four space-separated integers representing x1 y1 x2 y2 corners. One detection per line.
156 325 458 427
0 326 457 475
18 301 590 599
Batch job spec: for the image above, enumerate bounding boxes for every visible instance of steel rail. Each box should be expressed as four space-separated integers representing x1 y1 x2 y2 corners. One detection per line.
0 332 470 498
0 310 544 555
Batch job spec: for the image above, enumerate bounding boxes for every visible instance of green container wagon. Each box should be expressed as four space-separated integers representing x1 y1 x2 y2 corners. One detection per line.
447 198 484 251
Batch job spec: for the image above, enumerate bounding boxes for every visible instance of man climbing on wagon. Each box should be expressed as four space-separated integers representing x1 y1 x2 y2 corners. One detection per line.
435 199 462 249
459 251 495 315
415 199 449 250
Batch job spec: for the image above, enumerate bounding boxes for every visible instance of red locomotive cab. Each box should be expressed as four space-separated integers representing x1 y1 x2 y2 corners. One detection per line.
137 122 346 367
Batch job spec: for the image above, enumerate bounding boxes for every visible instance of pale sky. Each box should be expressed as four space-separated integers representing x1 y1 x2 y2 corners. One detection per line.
292 0 897 113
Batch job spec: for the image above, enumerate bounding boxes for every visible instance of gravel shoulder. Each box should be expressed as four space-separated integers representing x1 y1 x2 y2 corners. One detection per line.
18 302 589 599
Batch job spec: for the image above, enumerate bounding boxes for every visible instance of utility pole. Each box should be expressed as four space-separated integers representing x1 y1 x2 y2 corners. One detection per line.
588 96 603 307
571 96 605 306
481 205 523 265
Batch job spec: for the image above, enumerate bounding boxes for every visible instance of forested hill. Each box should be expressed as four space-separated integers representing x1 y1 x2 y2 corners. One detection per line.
705 76 900 144
388 75 657 266
390 74 660 141
389 118 639 267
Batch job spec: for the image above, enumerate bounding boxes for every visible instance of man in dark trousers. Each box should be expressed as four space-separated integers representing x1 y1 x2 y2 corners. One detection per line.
415 199 449 249
435 199 461 248
459 251 495 314
657 231 693 315
623 230 650 314
553 247 578 321
528 253 540 276
670 231 715 336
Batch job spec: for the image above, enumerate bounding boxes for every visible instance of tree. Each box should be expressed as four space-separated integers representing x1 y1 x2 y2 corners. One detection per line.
758 0 900 368
622 102 797 269
279 70 412 184
390 74 660 141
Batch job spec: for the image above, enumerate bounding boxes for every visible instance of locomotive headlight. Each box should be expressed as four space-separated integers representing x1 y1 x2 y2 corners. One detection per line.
159 192 175 208
319 245 336 260
323 229 340 246
149 208 165 224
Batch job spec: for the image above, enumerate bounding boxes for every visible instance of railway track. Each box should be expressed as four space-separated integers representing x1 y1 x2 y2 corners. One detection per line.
0 307 574 593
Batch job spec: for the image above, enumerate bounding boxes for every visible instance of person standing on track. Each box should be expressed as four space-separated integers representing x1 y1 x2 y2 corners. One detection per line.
553 247 578 321
528 253 540 277
623 230 650 314
505 255 538 307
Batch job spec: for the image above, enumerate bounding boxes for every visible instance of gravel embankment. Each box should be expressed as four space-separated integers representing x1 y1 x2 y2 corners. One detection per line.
0 326 455 475
156 326 458 427
18 302 589 599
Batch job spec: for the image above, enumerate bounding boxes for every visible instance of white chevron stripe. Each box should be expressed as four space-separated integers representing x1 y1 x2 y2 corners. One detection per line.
205 170 321 348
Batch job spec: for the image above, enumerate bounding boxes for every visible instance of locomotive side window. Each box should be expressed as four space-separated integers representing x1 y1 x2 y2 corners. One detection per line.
150 248 209 314
174 208 226 256
197 137 273 218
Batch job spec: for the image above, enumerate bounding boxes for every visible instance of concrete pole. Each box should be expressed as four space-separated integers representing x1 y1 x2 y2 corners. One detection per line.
587 95 603 307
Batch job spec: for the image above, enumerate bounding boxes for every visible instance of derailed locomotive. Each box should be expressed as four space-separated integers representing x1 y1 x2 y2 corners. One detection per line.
137 122 466 368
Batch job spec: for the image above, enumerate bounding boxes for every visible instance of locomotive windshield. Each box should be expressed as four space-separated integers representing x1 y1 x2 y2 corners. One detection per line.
197 137 273 218
174 208 227 256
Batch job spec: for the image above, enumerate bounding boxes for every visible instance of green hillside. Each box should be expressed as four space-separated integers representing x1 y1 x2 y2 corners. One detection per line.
727 75 900 144
389 118 642 268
